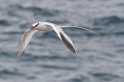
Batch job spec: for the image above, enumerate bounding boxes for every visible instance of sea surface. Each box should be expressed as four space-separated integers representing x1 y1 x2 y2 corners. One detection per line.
0 0 124 82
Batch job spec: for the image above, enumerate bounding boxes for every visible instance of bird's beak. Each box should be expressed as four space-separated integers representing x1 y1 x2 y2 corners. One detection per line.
30 26 35 30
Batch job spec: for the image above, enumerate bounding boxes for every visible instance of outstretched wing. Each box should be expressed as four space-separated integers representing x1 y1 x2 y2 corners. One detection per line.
17 29 37 57
46 24 77 53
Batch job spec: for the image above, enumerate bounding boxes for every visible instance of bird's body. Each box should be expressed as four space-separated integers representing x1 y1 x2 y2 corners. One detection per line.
34 22 53 31
17 21 101 57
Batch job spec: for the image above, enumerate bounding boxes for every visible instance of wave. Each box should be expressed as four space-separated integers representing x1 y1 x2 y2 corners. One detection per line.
93 15 124 26
90 72 120 81
21 54 76 62
114 31 124 35
8 4 60 17
0 19 11 26
90 15 124 36
40 64 75 70
68 75 89 82
0 69 24 77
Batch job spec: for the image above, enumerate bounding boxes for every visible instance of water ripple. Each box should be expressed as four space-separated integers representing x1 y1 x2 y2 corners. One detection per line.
8 4 61 17
0 19 11 26
90 72 120 81
0 69 24 78
93 15 124 26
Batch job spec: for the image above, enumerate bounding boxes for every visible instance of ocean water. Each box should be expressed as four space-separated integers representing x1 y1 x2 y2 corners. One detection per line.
0 0 124 82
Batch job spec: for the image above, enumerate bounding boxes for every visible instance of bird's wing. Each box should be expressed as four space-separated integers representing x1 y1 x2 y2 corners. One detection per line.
46 24 77 53
17 29 37 57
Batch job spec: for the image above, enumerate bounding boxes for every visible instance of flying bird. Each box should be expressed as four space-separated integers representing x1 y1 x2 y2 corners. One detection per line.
17 22 101 57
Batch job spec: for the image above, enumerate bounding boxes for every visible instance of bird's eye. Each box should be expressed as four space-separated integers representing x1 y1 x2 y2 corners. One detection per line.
35 23 39 27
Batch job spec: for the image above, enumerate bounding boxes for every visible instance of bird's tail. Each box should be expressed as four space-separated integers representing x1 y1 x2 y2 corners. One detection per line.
61 26 102 38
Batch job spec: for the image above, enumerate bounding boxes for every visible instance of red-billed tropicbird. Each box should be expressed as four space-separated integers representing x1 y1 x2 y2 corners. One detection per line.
17 22 101 57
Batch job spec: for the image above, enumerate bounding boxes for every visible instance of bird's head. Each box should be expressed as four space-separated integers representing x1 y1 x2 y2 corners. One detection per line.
30 22 39 30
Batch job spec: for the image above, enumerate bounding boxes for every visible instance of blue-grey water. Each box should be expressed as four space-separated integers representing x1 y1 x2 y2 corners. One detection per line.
0 0 124 82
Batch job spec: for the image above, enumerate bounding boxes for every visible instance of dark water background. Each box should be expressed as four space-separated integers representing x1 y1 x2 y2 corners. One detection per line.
0 0 124 82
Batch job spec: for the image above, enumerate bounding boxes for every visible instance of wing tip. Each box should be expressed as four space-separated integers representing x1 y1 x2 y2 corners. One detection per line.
17 55 20 58
75 50 77 54
69 47 77 54
17 54 21 58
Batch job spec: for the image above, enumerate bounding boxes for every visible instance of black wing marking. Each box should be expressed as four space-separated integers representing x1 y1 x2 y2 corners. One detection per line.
60 32 76 53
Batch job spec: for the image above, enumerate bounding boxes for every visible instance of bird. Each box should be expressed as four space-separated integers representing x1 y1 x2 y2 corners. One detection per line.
17 21 101 57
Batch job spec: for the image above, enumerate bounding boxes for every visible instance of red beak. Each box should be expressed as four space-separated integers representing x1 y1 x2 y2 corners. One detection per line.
30 26 35 29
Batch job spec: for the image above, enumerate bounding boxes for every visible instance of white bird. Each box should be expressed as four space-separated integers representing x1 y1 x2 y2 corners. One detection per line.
17 22 101 57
